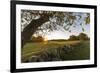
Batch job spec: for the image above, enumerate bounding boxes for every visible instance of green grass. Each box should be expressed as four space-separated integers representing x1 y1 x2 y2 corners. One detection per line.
60 41 90 60
21 40 90 62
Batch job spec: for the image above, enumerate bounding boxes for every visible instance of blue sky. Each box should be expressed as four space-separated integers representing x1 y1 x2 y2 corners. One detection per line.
45 24 90 40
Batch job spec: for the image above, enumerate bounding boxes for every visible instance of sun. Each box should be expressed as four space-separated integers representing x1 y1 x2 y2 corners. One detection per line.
43 37 48 41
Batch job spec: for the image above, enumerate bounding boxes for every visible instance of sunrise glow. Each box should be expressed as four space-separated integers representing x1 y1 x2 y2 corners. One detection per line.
43 37 48 41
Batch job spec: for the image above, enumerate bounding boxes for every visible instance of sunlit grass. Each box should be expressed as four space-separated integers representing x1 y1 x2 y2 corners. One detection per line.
21 40 90 62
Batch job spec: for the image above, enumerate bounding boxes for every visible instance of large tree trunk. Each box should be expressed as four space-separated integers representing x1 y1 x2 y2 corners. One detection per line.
21 15 49 48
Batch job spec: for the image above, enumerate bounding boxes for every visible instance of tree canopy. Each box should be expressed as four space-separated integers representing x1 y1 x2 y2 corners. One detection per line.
21 10 90 37
78 33 89 40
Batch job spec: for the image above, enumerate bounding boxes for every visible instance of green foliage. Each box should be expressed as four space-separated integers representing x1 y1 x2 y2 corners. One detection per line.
31 36 44 42
68 33 89 41
69 35 79 40
78 33 89 40
85 16 90 24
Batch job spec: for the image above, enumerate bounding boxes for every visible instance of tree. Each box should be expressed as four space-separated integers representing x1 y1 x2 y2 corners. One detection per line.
78 33 89 40
69 35 79 40
31 36 44 42
21 10 90 48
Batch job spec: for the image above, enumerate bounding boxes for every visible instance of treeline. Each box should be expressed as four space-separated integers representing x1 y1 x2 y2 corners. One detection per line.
68 33 90 41
29 33 89 42
30 36 44 42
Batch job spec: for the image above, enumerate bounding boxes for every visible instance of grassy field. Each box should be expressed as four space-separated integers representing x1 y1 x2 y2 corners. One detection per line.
21 40 90 63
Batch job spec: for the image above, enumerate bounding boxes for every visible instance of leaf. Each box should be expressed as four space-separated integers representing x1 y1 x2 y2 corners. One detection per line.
82 28 84 32
85 16 90 24
65 27 70 30
69 30 71 33
78 15 81 19
80 23 82 26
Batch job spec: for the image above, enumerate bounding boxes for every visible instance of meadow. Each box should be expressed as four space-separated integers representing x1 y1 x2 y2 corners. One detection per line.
21 40 90 63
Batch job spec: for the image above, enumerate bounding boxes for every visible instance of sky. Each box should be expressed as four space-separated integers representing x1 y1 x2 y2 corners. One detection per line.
45 24 90 40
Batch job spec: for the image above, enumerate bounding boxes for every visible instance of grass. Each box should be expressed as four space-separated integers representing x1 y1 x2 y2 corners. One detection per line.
60 41 90 60
21 40 90 63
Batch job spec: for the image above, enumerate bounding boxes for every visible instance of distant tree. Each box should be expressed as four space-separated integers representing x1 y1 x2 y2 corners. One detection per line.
68 33 89 41
36 36 44 42
31 36 44 42
31 36 36 42
69 35 79 40
78 33 89 40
